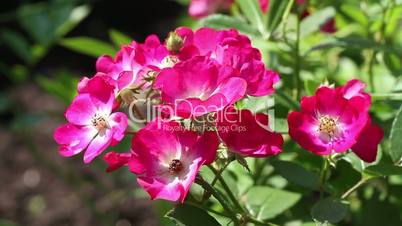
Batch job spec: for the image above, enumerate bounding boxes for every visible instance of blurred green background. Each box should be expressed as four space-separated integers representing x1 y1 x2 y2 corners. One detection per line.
1 0 402 226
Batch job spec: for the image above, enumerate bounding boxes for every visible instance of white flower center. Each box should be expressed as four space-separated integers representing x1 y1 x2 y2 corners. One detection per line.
161 55 180 68
318 115 339 138
91 113 109 132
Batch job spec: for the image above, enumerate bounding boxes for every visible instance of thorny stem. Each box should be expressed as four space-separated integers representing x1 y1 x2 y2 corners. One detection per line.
198 170 278 226
195 176 240 225
341 177 371 199
207 165 244 213
201 158 234 202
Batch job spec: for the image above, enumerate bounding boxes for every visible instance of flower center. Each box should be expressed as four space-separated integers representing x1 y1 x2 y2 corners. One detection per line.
161 55 180 68
318 115 338 137
168 159 183 174
91 114 109 131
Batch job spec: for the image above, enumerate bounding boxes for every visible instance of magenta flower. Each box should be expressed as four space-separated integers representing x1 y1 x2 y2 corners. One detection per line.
189 0 233 18
104 151 132 172
217 106 283 157
259 0 269 13
154 56 247 118
287 80 383 162
175 27 280 97
94 35 171 92
338 79 384 162
188 0 269 18
126 120 218 202
54 77 128 163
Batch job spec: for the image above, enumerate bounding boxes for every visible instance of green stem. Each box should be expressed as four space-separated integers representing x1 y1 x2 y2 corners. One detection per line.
319 157 330 199
201 157 234 202
208 165 244 213
281 0 295 44
341 177 370 199
367 50 376 93
186 200 231 218
253 158 270 185
195 176 239 225
367 0 393 92
294 12 302 100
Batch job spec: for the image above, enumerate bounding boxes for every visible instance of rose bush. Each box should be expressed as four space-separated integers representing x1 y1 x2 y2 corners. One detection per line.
54 0 402 225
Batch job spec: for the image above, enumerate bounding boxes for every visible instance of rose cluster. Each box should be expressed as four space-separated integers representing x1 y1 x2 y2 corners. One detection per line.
54 27 382 203
54 27 283 202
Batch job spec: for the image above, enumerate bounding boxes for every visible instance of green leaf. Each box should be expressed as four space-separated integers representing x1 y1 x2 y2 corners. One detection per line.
56 4 91 38
59 37 117 57
365 164 402 176
17 1 75 45
165 204 221 226
266 0 290 35
274 118 289 134
200 14 260 38
383 52 402 76
109 29 132 47
235 0 266 37
0 92 11 114
300 7 335 38
340 4 368 26
304 37 401 56
245 186 301 220
385 6 402 38
311 198 348 224
154 200 176 226
242 96 273 113
271 160 319 190
0 29 33 63
304 79 322 96
390 104 402 165
36 69 78 104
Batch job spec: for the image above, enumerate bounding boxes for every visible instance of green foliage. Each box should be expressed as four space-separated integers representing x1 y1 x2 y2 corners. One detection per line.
311 198 348 224
390 104 402 165
272 160 319 190
300 7 335 38
266 0 291 36
235 0 267 37
59 37 117 57
109 29 132 47
245 186 301 220
200 14 260 38
36 69 78 104
166 204 221 226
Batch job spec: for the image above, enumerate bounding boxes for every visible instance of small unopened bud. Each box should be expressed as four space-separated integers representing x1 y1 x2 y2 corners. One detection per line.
119 88 135 106
166 31 184 53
